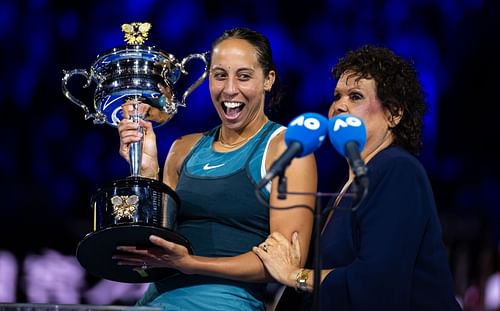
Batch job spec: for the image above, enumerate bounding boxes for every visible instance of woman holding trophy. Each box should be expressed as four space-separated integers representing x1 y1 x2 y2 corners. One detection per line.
114 27 317 310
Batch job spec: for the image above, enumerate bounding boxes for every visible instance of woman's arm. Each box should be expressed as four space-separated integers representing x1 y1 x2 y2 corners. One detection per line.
161 130 316 282
114 130 317 283
266 130 316 268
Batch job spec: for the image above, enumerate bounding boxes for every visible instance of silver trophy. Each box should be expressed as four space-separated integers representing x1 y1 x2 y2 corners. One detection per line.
62 22 208 283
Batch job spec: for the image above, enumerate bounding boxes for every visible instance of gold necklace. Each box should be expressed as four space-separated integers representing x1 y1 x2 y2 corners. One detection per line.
218 130 250 148
217 122 267 149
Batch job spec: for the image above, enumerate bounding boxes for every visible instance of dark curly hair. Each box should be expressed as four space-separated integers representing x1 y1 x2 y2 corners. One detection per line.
210 27 283 110
332 45 427 155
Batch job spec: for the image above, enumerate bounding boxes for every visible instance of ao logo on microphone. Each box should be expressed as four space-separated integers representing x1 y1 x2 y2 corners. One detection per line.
332 115 363 132
285 112 328 158
289 114 323 130
328 114 366 158
256 112 327 189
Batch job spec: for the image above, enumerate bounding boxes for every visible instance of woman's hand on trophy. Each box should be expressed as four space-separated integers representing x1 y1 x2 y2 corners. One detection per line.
113 235 193 274
118 100 159 178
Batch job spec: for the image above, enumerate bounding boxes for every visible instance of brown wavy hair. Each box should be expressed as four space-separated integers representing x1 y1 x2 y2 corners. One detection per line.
332 45 427 155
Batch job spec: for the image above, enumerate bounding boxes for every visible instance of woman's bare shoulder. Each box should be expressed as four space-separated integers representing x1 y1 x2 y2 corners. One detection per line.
170 132 205 155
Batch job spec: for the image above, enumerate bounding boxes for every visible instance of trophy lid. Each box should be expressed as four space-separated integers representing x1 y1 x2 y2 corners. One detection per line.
91 22 181 85
121 22 152 45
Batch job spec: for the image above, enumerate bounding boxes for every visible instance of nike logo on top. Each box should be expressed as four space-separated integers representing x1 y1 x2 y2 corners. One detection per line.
203 163 225 170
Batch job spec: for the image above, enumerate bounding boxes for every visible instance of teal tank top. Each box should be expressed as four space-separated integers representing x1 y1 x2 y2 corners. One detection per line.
137 121 285 310
176 120 284 256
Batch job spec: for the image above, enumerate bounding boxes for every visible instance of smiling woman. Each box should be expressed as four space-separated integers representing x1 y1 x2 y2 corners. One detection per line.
115 27 318 311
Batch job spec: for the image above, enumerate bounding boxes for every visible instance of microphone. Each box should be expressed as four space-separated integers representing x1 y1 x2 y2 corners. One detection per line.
328 114 367 178
257 112 328 190
328 114 368 210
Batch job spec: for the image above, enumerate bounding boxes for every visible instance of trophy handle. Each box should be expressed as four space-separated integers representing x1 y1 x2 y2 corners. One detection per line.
177 52 209 107
62 69 106 124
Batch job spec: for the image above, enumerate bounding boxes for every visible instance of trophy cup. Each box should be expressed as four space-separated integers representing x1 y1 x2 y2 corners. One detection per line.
62 22 208 283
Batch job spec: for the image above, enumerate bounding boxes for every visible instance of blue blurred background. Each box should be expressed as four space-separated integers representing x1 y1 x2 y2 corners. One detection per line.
1 0 499 309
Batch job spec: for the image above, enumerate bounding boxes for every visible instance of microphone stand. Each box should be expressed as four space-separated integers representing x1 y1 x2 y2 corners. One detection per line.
256 184 366 311
312 193 322 311
275 186 338 311
350 175 369 212
277 174 288 200
277 173 321 310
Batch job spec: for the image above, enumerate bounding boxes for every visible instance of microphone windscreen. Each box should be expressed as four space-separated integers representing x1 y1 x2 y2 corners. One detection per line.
328 114 367 157
285 112 328 157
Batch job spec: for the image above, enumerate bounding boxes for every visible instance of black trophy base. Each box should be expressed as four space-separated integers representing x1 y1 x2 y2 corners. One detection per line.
76 224 192 283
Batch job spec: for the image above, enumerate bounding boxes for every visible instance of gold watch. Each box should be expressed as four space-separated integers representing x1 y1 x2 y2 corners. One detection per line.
295 269 310 293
